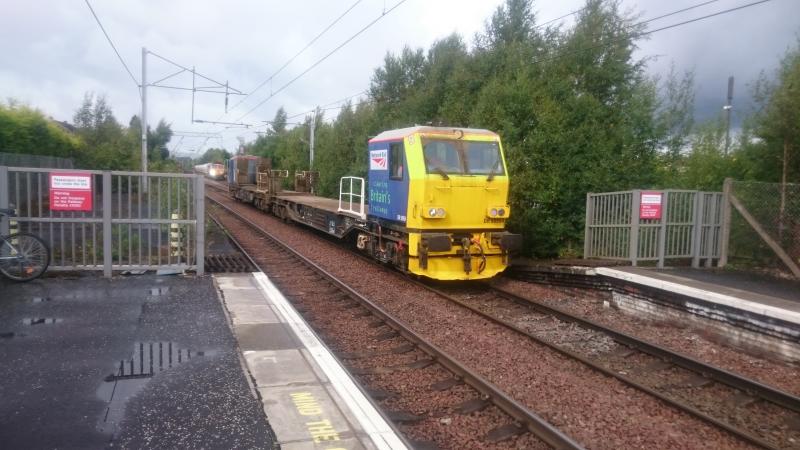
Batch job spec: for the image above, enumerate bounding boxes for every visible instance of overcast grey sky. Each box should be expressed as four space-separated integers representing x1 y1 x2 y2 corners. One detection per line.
0 0 797 155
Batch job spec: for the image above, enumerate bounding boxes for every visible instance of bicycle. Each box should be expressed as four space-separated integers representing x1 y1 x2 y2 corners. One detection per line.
0 208 50 281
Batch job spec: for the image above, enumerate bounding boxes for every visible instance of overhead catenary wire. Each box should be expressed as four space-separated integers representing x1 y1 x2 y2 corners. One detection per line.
222 0 770 150
530 0 772 67
273 0 725 129
84 0 140 90
284 90 370 121
235 0 408 122
533 6 587 29
216 1 591 144
146 50 243 94
321 90 369 108
637 0 720 27
226 0 365 114
197 0 370 142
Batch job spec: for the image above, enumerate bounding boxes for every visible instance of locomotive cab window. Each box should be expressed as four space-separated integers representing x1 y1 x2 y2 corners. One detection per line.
423 140 461 174
390 142 404 180
422 138 505 176
465 141 505 175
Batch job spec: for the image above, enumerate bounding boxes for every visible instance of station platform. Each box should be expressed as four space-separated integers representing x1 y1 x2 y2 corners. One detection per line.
595 266 800 326
0 273 274 449
215 272 405 450
509 261 800 360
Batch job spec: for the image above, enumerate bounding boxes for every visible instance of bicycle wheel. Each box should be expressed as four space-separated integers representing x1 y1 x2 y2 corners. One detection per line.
0 233 50 282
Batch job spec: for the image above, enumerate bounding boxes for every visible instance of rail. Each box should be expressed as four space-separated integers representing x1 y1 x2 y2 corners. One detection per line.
409 280 791 450
205 193 583 449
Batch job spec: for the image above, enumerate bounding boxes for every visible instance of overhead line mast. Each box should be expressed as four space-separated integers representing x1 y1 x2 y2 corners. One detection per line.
139 48 245 176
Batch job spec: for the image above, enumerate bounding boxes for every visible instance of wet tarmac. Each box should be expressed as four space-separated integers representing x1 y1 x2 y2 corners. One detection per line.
0 273 275 449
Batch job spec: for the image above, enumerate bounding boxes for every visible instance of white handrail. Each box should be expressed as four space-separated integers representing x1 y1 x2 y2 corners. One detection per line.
337 176 366 220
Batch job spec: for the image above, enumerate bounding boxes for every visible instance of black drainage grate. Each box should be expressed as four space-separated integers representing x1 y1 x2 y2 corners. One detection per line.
204 254 255 273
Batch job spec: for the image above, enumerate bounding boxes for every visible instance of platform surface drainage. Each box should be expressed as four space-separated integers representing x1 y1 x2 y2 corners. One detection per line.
22 318 62 326
148 287 170 296
205 254 255 273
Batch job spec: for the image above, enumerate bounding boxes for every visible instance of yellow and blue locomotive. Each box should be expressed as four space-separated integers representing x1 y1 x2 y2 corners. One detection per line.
361 126 520 280
227 126 521 281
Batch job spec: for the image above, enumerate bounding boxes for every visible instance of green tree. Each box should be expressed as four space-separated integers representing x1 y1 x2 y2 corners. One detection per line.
196 147 231 164
476 0 538 50
655 64 695 182
474 0 662 257
745 42 800 184
232 0 798 260
0 100 82 161
270 107 288 134
73 93 134 170
677 118 736 190
128 116 174 163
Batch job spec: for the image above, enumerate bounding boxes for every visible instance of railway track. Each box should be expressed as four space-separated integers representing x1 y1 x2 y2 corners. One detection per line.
419 283 800 450
206 194 582 449
205 182 797 448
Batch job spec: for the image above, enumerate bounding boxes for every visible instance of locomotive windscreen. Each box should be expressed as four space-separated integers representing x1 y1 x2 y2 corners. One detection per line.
421 139 504 176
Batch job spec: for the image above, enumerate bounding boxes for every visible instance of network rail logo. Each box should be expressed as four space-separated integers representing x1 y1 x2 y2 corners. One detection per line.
369 150 387 170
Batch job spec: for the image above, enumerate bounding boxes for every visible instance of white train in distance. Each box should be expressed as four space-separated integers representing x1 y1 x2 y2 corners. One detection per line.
194 162 226 180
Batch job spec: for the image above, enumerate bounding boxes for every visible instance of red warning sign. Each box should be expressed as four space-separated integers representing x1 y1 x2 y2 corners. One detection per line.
49 173 93 211
639 191 663 219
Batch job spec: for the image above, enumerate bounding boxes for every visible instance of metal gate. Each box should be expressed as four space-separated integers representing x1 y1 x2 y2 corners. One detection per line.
0 166 204 276
583 189 722 267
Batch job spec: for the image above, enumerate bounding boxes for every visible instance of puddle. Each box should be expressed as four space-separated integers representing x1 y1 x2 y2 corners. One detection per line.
96 341 213 435
31 297 52 303
1 332 16 339
148 287 170 296
22 318 62 326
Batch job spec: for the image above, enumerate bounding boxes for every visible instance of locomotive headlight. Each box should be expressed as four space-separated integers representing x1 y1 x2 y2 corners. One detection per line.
487 207 510 219
425 207 445 218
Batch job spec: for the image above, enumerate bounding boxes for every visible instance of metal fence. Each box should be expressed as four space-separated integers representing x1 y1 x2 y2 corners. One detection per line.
0 166 204 276
720 178 800 277
584 189 723 267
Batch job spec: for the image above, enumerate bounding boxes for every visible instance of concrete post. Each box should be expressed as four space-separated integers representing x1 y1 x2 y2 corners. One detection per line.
690 192 703 268
629 190 641 266
704 191 719 268
195 175 205 276
719 178 732 267
583 193 593 259
657 191 669 268
102 172 112 278
0 166 8 236
141 47 148 193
